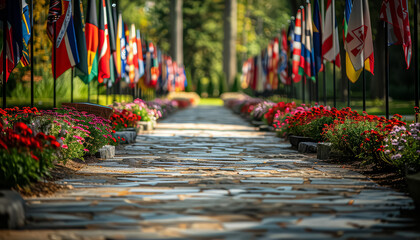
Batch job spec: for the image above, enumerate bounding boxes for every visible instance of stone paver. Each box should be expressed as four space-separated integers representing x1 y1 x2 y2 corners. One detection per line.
1 106 420 239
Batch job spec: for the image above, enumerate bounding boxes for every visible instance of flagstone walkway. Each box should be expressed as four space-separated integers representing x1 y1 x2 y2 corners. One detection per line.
2 106 420 239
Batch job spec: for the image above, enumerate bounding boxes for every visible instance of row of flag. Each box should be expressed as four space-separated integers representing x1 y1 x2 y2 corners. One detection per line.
0 0 187 93
241 0 412 91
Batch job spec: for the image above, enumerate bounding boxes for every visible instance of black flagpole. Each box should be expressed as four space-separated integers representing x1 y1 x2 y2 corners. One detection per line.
323 61 326 106
362 69 366 111
385 21 389 119
415 0 419 107
30 0 34 107
97 82 99 104
106 82 109 105
347 78 350 107
53 22 57 108
2 3 7 108
70 68 74 103
88 81 90 102
333 60 336 108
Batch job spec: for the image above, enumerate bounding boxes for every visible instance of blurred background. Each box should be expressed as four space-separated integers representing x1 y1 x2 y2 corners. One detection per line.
1 0 419 115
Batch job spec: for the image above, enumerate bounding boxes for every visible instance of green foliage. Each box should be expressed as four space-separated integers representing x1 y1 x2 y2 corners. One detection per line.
323 119 380 158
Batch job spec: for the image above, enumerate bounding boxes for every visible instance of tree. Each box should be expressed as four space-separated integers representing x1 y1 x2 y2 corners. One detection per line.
223 0 237 89
170 0 183 65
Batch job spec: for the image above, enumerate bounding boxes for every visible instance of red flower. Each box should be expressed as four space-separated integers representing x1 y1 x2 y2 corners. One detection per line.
50 140 60 148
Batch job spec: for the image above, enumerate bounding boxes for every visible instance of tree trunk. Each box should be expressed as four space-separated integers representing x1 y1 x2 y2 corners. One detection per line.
223 0 237 89
371 20 385 99
170 0 183 66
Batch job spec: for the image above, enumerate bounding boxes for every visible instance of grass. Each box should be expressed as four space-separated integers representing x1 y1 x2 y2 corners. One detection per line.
4 95 134 109
198 98 224 106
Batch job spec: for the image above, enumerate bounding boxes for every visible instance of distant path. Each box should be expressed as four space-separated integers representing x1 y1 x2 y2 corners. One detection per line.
2 106 419 239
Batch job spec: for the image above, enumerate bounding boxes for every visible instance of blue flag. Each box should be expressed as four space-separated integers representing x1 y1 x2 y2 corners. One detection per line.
313 0 322 73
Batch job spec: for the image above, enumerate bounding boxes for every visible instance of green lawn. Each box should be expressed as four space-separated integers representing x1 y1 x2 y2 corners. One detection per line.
198 98 224 106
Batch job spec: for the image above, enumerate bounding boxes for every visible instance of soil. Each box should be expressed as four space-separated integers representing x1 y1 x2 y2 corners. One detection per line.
326 157 408 192
16 156 101 197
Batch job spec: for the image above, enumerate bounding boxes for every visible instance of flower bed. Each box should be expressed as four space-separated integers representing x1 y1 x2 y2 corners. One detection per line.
225 96 420 173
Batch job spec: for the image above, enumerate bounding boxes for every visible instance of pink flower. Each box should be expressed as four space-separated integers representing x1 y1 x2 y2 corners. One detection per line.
62 144 68 149
83 149 89 152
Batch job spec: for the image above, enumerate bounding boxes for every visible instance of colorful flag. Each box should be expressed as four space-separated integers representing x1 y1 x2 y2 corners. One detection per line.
98 0 111 83
346 0 374 82
322 0 341 67
129 24 139 84
299 3 315 80
83 0 98 83
47 0 80 79
20 0 31 67
279 29 289 85
287 20 295 59
291 9 302 83
73 0 89 78
136 29 145 78
105 0 115 84
380 0 412 69
313 0 323 73
115 14 126 79
0 0 23 81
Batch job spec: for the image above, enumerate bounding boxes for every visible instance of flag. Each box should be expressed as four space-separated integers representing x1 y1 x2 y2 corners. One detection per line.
84 0 98 83
287 20 295 59
343 0 360 83
98 0 111 83
105 0 115 84
322 0 341 67
73 0 89 78
380 0 412 69
136 29 145 78
299 3 315 80
346 0 374 82
0 0 23 81
313 0 323 73
291 9 302 83
124 23 130 83
128 24 139 84
279 29 289 85
20 0 31 67
115 14 126 79
47 0 80 79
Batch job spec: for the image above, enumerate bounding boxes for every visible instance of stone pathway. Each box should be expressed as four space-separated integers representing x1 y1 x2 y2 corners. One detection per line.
2 106 420 239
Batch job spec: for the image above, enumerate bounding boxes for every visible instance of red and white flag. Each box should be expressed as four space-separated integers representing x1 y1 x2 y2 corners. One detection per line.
345 0 374 74
98 0 110 83
380 0 412 69
291 9 302 83
322 0 341 68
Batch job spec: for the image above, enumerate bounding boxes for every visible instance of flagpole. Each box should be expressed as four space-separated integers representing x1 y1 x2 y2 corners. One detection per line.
2 3 7 108
347 79 350 107
301 5 305 104
88 81 90 102
415 0 419 107
97 82 99 104
333 61 336 108
53 22 57 108
385 21 389 119
71 68 74 103
106 82 109 105
362 69 366 111
30 0 34 108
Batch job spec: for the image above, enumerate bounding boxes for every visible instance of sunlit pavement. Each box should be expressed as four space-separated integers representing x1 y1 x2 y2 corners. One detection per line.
1 106 420 239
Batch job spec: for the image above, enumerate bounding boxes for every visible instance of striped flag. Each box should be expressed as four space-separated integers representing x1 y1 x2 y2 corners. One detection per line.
47 0 80 79
291 9 302 83
299 3 315 80
98 0 111 83
346 0 374 80
73 0 89 78
287 20 295 59
83 0 98 83
0 0 23 81
380 0 412 69
312 0 323 73
136 29 145 78
20 0 31 67
322 0 341 68
279 29 289 85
